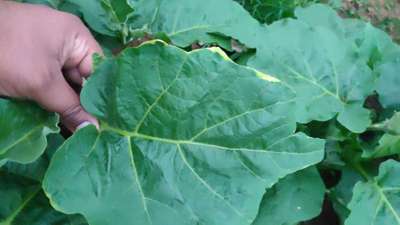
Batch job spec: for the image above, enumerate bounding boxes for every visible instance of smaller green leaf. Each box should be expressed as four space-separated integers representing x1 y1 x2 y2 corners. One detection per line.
345 160 400 225
377 59 400 110
363 112 400 158
252 167 325 225
235 0 318 24
0 134 86 225
2 134 64 182
63 0 134 37
329 167 363 224
0 174 86 225
0 99 59 164
129 0 265 48
323 140 346 168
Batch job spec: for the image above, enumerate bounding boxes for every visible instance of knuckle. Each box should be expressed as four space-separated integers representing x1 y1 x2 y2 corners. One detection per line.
61 104 84 121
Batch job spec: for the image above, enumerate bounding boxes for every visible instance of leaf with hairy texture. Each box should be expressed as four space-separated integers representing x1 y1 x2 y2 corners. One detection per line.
346 160 400 225
0 134 87 225
43 41 324 225
252 167 325 225
0 100 58 164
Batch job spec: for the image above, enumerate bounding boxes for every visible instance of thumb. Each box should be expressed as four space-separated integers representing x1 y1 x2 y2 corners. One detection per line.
31 69 98 131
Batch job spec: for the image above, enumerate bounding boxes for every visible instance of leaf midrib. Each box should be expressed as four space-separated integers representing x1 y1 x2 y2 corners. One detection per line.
0 187 41 225
373 182 400 224
357 166 400 224
101 125 321 157
0 126 42 155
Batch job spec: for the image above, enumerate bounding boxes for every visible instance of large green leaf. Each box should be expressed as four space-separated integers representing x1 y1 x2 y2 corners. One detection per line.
129 2 376 132
294 4 400 112
345 160 400 225
252 167 325 225
294 4 397 60
129 0 265 48
0 100 58 164
0 134 87 225
43 41 325 225
247 18 374 133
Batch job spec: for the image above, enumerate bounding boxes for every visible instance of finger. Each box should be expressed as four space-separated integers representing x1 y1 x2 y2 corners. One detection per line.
31 70 98 131
63 25 103 78
64 67 83 85
77 28 103 77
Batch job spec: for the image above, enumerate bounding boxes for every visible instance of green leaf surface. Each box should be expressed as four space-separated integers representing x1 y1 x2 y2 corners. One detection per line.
62 0 133 37
363 112 400 158
43 41 325 225
19 0 60 8
295 4 397 60
247 18 374 132
129 0 265 48
295 4 400 112
252 167 325 225
234 0 318 24
329 167 363 224
130 2 377 132
376 59 400 110
0 100 58 164
346 160 400 225
0 134 86 225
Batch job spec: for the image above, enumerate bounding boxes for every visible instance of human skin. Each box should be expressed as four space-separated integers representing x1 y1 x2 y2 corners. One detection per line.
0 1 102 131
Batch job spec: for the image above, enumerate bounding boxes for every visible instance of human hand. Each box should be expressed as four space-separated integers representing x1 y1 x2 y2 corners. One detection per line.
0 1 102 131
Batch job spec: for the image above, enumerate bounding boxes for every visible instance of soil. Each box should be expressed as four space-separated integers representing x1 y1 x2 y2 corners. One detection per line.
340 0 400 42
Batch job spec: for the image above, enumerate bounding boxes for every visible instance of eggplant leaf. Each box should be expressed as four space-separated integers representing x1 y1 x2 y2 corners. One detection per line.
247 18 374 133
346 160 400 225
234 0 318 24
43 41 324 225
129 1 377 132
252 167 325 225
129 0 265 48
363 112 400 158
376 59 400 110
0 134 86 225
0 100 58 164
329 167 363 223
60 0 133 37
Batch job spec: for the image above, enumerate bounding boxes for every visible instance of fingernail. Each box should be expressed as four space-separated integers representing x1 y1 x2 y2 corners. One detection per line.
76 121 93 130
